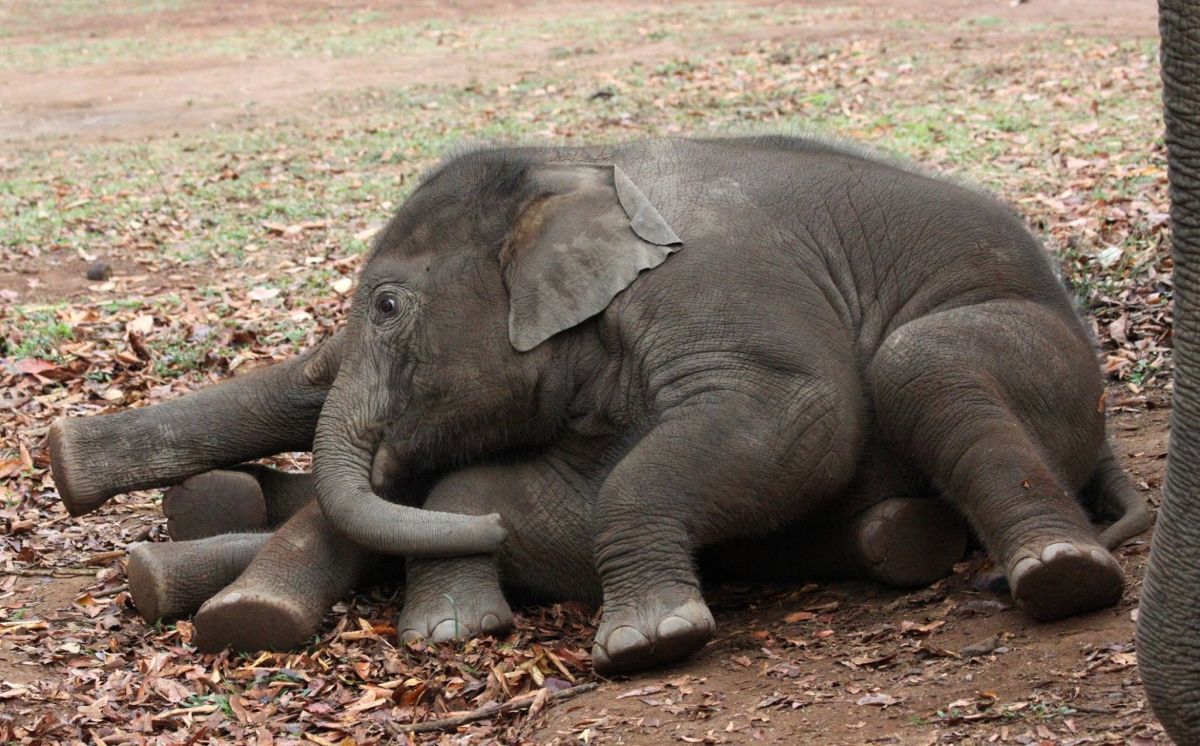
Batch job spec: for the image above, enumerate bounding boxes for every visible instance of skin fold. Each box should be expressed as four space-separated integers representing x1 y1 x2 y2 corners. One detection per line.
53 136 1155 673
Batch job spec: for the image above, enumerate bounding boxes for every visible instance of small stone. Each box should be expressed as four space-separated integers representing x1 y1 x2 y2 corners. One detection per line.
86 261 112 281
960 636 1000 658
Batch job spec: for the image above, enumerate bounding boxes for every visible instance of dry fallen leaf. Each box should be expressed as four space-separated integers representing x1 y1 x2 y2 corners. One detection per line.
247 286 282 301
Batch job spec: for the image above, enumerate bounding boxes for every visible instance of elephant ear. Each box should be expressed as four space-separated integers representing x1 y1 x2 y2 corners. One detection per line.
500 164 682 352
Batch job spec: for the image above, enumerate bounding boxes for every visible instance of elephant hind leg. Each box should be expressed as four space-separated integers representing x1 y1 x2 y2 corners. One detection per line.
193 501 375 653
128 533 268 622
163 465 315 541
854 498 969 587
819 445 968 587
702 497 967 588
871 300 1125 622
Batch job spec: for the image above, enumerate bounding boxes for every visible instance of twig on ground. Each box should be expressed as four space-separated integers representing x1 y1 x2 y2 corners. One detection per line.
85 550 126 566
91 583 128 598
6 568 98 577
1071 704 1116 715
388 681 599 735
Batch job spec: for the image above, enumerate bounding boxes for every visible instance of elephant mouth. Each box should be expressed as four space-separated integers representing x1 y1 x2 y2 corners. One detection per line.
369 440 406 496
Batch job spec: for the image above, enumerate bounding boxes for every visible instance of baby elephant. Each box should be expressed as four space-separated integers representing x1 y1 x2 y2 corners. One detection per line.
51 135 1152 674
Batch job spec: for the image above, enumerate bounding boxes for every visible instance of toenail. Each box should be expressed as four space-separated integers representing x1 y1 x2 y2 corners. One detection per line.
431 619 459 641
591 644 613 668
858 519 889 564
481 614 500 630
1041 542 1081 562
656 615 693 638
607 625 649 652
1011 556 1041 583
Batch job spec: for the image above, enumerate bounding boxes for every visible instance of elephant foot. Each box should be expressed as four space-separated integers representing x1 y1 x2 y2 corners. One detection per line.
856 498 968 587
47 419 114 517
189 502 372 653
1008 540 1125 621
163 470 268 541
396 588 513 643
127 534 268 622
193 587 319 653
592 588 715 675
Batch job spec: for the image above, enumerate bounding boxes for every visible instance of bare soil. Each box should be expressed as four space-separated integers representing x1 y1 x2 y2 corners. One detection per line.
0 0 1174 743
0 0 1156 144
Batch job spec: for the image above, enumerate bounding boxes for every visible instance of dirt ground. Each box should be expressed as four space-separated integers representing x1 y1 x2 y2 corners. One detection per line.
0 0 1175 743
0 0 1156 146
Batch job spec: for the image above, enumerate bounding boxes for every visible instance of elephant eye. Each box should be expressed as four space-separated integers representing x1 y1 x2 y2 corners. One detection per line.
376 296 398 316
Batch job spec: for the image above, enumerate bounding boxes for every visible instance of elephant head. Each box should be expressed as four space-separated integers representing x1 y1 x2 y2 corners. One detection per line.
312 151 681 556
1136 1 1200 742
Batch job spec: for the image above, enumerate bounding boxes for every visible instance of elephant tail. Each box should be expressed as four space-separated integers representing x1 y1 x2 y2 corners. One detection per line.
1082 438 1155 550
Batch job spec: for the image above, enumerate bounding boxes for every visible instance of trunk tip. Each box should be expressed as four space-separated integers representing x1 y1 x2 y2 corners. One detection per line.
480 512 508 550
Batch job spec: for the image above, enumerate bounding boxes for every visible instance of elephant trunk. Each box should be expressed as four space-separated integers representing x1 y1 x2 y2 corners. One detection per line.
49 332 344 517
312 380 507 557
1137 1 1200 742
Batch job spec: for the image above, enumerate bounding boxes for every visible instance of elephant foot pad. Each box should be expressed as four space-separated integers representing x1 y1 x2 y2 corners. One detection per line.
1008 541 1124 622
592 597 716 675
128 543 175 623
193 590 314 653
163 470 267 541
856 497 968 587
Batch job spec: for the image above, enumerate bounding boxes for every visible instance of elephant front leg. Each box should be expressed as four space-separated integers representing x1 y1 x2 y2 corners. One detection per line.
397 555 513 642
128 533 269 622
591 386 861 675
49 331 342 516
395 461 600 644
128 466 321 621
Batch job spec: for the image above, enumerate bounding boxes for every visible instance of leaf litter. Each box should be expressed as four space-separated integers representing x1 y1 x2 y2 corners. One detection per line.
0 1 1177 743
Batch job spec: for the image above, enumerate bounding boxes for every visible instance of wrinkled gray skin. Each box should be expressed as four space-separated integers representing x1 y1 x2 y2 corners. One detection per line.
1136 1 1200 742
49 136 1154 674
311 137 1150 672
